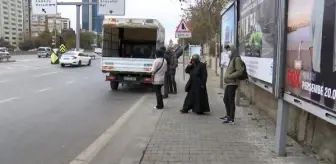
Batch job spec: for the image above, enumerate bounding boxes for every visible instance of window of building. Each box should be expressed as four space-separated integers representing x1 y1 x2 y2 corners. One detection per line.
2 1 8 4
3 6 8 9
18 29 22 31
4 17 9 20
12 37 16 40
5 32 10 34
5 37 9 40
11 23 16 26
3 11 8 14
12 32 16 35
4 26 9 29
12 42 16 45
12 28 16 30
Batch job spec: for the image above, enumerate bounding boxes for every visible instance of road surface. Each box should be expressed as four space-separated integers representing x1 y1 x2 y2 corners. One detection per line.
0 55 154 164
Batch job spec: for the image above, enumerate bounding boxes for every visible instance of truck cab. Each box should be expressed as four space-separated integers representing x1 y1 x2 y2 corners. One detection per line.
101 18 165 90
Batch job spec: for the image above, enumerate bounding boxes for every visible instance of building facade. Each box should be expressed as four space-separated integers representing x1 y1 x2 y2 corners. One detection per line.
0 0 24 48
82 0 104 33
30 14 71 37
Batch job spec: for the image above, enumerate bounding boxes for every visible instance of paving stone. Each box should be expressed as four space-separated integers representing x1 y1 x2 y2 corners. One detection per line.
140 67 319 164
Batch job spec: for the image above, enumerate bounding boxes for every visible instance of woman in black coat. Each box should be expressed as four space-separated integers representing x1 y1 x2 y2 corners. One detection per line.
180 55 210 114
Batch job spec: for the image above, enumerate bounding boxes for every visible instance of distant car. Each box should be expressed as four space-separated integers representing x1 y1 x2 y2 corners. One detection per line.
59 51 92 67
37 47 52 58
0 49 10 56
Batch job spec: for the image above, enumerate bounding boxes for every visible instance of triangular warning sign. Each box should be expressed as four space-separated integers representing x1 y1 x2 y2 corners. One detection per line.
176 19 190 32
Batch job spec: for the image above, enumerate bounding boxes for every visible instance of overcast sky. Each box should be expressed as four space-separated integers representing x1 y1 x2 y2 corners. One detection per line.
57 0 185 44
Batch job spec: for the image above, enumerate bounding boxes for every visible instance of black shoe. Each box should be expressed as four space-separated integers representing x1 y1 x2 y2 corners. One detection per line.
220 116 229 120
180 109 188 113
163 96 168 99
154 106 164 109
223 119 235 125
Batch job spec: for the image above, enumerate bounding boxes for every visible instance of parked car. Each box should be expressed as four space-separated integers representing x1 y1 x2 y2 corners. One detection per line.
37 47 52 58
59 51 92 67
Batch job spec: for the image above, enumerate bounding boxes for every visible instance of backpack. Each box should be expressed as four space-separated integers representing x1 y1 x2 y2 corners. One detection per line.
233 56 248 80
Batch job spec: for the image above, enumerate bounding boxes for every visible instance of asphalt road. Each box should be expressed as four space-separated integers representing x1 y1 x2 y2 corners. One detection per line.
0 54 153 164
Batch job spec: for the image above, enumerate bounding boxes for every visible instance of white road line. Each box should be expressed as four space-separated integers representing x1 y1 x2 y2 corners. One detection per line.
69 94 148 164
33 71 61 78
65 80 75 85
35 87 52 93
0 97 19 104
0 79 10 83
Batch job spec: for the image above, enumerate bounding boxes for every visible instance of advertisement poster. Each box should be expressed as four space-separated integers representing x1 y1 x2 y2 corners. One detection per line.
220 5 235 67
286 0 336 112
189 45 201 56
237 0 277 83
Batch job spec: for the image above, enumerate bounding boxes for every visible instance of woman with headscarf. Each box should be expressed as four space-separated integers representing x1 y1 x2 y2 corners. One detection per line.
180 55 210 114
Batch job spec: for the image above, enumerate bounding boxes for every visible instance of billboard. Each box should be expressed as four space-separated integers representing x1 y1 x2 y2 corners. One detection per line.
220 4 235 67
237 0 278 84
285 0 336 112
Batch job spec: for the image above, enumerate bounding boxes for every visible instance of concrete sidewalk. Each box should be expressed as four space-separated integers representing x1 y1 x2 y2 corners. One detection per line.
139 67 321 164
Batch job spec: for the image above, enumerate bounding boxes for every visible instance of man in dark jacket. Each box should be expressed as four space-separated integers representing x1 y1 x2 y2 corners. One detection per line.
221 44 244 124
160 46 171 98
168 48 178 94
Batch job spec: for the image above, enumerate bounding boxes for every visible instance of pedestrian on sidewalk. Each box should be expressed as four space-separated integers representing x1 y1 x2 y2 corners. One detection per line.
151 49 167 109
180 55 210 114
161 46 171 99
168 48 178 94
222 44 244 124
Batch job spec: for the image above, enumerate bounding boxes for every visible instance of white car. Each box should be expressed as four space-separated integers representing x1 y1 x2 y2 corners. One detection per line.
59 51 92 67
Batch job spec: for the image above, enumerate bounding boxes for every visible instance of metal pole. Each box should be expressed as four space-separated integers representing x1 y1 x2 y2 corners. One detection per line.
275 99 289 156
76 5 81 51
182 39 185 81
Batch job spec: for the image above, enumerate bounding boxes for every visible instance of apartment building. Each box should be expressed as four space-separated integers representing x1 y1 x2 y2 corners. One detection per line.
0 0 24 48
31 14 71 37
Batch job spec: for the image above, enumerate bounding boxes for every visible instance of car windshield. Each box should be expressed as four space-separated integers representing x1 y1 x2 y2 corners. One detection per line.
0 49 5 52
62 52 77 56
38 48 47 51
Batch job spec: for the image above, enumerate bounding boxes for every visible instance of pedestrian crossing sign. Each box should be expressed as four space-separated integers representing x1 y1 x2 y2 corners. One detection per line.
175 19 190 32
59 44 67 53
175 19 192 38
50 52 59 64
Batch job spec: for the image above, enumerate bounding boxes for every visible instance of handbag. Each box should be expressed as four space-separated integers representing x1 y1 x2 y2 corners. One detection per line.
152 58 164 82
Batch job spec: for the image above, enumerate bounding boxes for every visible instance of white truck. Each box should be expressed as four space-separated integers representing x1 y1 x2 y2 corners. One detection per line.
101 18 165 90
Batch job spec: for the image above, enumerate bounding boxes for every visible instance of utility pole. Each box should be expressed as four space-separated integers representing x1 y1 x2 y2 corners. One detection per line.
28 0 32 39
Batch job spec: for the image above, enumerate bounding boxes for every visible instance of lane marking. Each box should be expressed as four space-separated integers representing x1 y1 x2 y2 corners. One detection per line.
65 80 75 85
0 97 19 104
0 79 10 83
69 94 148 164
35 87 52 93
33 71 61 78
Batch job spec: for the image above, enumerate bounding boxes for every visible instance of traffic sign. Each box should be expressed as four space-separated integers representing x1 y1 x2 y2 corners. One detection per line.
175 19 192 38
98 0 125 16
32 0 57 15
50 52 59 64
59 44 67 53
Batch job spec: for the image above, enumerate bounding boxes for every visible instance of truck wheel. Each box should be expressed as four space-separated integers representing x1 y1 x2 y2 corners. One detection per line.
110 81 119 90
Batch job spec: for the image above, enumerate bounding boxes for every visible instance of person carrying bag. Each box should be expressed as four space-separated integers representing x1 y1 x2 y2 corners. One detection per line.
151 50 167 109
